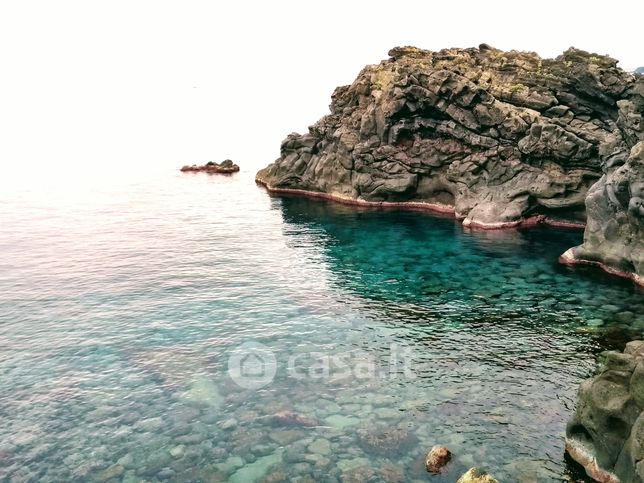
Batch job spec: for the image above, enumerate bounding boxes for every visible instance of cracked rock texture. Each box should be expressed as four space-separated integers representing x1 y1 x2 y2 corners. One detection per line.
566 341 644 483
257 45 643 281
562 140 643 284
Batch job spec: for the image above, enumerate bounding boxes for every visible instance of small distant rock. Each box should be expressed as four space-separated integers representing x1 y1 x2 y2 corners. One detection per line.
457 467 499 483
180 159 240 174
425 445 452 473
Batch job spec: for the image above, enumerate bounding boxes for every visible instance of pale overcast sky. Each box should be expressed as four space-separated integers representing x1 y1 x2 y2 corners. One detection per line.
0 0 641 178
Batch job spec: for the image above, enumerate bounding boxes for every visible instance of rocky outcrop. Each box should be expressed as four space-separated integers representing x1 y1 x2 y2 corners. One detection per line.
181 160 239 173
561 141 644 284
257 46 639 226
566 340 644 482
257 45 643 282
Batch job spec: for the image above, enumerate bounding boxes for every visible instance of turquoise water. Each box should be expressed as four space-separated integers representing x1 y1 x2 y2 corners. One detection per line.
1 169 643 483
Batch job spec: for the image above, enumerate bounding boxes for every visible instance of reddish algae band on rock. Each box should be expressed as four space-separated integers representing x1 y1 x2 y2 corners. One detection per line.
256 177 584 230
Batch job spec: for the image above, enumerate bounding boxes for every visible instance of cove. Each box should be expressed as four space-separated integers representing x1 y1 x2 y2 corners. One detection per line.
0 171 642 482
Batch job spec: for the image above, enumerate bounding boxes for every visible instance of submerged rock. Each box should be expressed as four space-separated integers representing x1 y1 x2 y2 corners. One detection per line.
566 340 644 483
180 376 224 408
271 410 318 427
96 464 124 482
181 159 240 174
425 445 452 473
268 429 305 446
228 450 283 483
307 438 331 455
169 445 185 459
456 467 499 483
357 425 418 455
324 414 360 429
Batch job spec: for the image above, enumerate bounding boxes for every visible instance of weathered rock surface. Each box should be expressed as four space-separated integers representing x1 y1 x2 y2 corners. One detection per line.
425 445 452 473
181 159 239 173
566 340 644 482
257 45 643 282
561 141 644 284
456 467 499 483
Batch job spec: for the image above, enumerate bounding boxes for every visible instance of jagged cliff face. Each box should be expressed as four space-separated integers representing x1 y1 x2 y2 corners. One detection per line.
257 45 643 281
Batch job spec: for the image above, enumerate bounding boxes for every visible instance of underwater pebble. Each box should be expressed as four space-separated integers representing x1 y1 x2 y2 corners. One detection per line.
215 455 244 474
95 464 124 482
616 311 635 323
375 407 400 419
601 304 621 312
156 468 176 480
269 429 305 446
228 450 283 483
307 438 331 455
220 417 238 430
325 414 360 429
587 318 604 327
135 417 164 432
116 453 134 468
169 445 185 459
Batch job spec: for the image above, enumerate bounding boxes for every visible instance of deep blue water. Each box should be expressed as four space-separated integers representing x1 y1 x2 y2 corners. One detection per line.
0 169 642 482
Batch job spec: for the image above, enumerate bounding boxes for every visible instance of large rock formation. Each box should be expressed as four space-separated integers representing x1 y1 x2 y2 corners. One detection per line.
561 141 643 285
257 45 643 282
566 341 644 482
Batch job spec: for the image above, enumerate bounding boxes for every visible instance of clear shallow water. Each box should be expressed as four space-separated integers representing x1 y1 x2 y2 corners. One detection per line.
0 169 643 483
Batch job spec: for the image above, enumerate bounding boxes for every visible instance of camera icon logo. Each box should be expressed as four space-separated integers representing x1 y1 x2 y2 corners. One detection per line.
228 341 277 389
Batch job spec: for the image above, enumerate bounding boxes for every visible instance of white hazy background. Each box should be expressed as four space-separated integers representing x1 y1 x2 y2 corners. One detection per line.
0 0 642 183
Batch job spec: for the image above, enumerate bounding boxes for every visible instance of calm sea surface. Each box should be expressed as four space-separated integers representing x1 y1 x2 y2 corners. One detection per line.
1 168 642 482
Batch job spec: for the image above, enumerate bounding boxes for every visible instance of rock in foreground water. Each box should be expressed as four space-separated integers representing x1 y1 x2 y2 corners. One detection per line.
456 467 499 483
566 340 644 482
425 445 452 473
